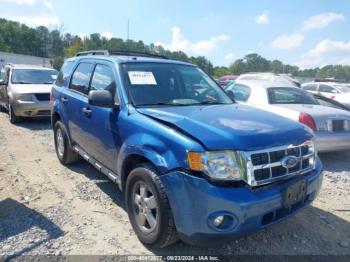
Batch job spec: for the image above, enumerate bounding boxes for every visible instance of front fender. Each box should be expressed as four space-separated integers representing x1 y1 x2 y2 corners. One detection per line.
117 133 181 175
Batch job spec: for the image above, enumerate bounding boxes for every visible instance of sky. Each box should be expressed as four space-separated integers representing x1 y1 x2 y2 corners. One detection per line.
1 0 350 69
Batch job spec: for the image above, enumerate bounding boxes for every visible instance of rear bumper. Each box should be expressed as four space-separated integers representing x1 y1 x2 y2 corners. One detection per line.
12 100 51 117
315 131 350 152
160 157 323 246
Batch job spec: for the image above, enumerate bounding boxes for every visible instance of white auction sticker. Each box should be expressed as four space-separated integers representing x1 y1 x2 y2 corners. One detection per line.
128 71 157 85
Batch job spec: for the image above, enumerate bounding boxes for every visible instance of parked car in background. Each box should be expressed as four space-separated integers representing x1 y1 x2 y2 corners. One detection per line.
313 93 350 112
226 80 350 152
51 50 322 247
301 82 350 108
217 75 238 88
237 72 300 87
0 64 58 123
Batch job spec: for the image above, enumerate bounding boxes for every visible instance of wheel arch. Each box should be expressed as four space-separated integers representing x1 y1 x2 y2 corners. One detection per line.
120 154 162 191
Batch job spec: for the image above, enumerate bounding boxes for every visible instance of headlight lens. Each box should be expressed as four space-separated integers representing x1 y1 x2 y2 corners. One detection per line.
304 140 316 169
187 151 246 181
16 93 33 101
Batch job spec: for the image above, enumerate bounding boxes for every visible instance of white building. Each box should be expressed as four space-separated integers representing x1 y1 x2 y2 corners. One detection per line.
0 51 52 69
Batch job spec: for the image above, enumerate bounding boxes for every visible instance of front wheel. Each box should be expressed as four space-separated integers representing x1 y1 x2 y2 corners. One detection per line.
8 104 21 124
126 164 178 248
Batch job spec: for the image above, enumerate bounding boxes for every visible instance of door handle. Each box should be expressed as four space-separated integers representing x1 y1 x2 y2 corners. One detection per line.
82 107 92 117
61 96 68 104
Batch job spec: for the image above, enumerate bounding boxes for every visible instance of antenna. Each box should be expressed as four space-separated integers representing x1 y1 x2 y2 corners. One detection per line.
127 19 130 53
126 18 132 114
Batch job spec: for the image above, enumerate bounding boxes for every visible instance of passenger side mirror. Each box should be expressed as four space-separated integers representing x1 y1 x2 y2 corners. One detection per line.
88 90 117 108
226 90 236 102
0 79 6 85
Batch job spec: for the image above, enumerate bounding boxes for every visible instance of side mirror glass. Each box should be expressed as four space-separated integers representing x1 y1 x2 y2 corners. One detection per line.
88 90 117 108
0 79 6 85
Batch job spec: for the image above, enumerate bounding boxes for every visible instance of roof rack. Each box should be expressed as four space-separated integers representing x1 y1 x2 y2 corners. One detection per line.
75 50 167 59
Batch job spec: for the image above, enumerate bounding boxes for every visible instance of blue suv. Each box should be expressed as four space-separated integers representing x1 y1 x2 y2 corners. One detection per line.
51 50 323 247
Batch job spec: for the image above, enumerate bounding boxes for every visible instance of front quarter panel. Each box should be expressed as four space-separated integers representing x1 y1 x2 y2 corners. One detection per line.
117 108 203 176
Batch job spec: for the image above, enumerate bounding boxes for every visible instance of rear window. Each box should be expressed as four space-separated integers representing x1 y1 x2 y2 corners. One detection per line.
268 87 318 105
319 84 336 93
302 84 317 91
334 84 350 93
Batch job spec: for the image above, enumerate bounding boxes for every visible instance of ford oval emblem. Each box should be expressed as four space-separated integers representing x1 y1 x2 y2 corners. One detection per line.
281 156 299 169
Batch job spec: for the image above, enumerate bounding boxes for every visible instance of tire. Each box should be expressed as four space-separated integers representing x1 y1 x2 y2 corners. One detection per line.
125 163 178 248
0 104 6 112
8 104 21 124
54 121 80 165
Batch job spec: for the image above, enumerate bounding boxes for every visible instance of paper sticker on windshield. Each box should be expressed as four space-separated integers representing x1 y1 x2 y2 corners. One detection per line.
128 71 157 85
51 75 57 80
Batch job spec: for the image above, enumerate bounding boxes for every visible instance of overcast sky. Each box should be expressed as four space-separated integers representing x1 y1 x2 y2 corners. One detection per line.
1 0 350 68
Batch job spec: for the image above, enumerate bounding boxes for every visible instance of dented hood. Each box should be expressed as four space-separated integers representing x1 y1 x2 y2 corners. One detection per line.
137 104 312 151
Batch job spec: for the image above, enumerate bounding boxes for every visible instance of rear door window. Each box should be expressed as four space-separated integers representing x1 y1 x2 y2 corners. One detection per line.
69 62 94 95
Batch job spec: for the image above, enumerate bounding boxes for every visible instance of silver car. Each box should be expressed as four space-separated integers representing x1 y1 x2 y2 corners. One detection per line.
226 79 350 152
0 64 58 123
301 82 350 108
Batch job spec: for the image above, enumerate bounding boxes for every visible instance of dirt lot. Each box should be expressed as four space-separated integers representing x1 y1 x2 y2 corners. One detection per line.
0 111 349 258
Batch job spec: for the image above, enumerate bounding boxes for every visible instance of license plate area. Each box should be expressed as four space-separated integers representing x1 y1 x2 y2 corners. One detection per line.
283 179 307 208
332 120 345 132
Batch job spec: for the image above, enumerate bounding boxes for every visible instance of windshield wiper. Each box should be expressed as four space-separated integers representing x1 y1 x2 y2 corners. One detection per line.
196 100 228 105
15 81 33 84
136 101 189 107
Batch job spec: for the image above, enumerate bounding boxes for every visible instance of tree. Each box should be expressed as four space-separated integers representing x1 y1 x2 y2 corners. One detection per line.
1 17 350 80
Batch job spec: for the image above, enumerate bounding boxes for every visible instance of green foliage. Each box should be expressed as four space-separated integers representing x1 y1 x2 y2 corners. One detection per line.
214 53 350 81
0 18 350 80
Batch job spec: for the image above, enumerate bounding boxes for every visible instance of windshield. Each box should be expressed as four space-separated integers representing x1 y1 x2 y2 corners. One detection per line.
268 87 318 105
122 63 232 107
335 84 350 93
11 69 58 84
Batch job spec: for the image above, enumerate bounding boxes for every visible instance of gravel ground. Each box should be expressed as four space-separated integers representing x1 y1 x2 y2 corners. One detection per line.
0 111 349 258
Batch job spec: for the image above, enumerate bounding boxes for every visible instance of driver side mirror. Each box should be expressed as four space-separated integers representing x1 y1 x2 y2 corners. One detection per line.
226 90 236 102
88 90 118 108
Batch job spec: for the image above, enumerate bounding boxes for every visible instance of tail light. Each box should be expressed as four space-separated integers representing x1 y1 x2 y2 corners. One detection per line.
299 113 317 131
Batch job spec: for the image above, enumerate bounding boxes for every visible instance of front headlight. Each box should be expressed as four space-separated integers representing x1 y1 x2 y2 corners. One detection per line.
187 151 246 181
16 93 33 101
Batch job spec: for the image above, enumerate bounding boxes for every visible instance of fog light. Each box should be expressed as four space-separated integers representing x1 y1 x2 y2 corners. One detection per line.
213 215 224 227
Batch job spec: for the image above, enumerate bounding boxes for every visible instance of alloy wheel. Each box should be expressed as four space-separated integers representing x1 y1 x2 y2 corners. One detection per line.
132 181 159 233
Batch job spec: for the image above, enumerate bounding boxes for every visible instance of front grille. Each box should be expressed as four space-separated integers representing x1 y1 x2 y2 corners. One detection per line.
35 93 50 101
246 142 315 186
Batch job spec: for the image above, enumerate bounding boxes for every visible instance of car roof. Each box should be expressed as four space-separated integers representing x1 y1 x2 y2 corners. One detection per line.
66 55 195 67
8 64 56 70
235 79 299 89
302 82 345 86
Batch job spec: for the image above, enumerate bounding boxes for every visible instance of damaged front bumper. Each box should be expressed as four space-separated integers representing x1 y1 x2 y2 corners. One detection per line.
160 157 323 246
